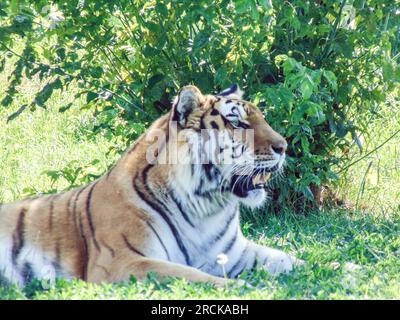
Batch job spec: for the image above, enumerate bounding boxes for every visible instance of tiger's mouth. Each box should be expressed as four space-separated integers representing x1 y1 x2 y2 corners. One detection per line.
230 164 278 197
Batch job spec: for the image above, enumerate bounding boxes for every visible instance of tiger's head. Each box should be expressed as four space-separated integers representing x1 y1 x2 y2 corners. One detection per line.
151 85 287 209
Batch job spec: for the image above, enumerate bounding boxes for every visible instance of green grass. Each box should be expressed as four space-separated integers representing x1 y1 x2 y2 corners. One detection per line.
1 210 399 299
337 97 400 214
0 55 399 299
0 55 119 203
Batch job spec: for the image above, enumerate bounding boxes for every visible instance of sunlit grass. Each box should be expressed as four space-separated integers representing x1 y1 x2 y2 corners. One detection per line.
0 56 116 203
337 98 400 214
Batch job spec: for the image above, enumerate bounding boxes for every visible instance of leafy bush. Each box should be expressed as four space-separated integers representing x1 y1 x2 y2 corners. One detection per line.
1 0 399 212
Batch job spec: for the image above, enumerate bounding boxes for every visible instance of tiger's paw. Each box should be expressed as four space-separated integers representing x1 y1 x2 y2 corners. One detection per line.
262 250 296 275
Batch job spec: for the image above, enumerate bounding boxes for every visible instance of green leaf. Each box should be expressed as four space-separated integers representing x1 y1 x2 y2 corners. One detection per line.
282 57 297 74
301 136 310 153
236 0 249 14
155 2 168 16
300 74 314 100
193 31 211 51
90 66 104 79
86 91 98 103
249 1 259 20
305 102 321 117
143 45 158 57
274 54 288 67
382 61 394 82
44 170 61 181
146 22 162 34
259 0 272 10
147 74 164 89
323 70 338 91
55 47 66 60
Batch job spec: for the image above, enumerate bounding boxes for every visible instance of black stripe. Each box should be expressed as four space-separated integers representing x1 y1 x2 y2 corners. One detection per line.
21 262 34 284
195 171 204 195
169 190 195 228
146 221 171 261
231 106 239 114
200 113 206 130
48 198 54 231
228 245 248 278
85 182 100 252
96 264 111 276
230 262 247 278
203 163 213 181
207 218 238 271
218 84 238 96
122 234 145 256
72 188 86 230
101 241 116 258
262 255 271 267
66 193 73 216
134 181 190 264
72 188 86 218
210 108 219 116
12 208 26 265
225 113 237 117
221 115 229 126
238 122 250 129
249 255 258 272
78 212 89 280
171 91 182 123
210 120 219 129
53 241 61 271
72 187 89 280
207 210 236 247
222 230 238 254
133 166 190 265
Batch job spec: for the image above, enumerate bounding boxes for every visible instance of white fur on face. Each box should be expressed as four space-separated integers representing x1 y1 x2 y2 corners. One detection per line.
239 188 267 208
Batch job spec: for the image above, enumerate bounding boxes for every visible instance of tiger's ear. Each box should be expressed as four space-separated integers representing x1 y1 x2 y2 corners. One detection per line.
218 84 244 99
171 85 204 127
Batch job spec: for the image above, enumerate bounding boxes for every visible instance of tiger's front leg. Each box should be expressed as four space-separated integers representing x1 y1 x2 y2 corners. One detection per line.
251 242 298 275
229 242 301 278
88 253 229 287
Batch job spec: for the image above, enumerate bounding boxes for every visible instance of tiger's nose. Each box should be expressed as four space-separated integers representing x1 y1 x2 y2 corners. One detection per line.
271 141 287 155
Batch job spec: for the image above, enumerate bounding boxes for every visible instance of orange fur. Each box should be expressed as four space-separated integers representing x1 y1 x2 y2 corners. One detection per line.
0 85 290 287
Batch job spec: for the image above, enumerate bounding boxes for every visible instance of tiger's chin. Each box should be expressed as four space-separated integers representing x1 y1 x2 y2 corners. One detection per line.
239 188 267 208
230 173 271 208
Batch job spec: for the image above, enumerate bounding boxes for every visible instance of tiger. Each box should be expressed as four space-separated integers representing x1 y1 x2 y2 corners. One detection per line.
0 84 301 288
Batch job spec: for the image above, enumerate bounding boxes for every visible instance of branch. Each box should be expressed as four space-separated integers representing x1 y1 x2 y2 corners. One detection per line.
337 127 400 174
0 41 152 119
317 0 347 68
